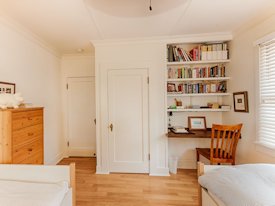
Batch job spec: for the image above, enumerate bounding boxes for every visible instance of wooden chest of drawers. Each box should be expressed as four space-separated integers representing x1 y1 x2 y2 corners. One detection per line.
0 107 44 164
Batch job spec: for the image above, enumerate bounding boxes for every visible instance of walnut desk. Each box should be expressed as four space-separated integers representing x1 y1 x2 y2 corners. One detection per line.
167 128 212 138
167 128 241 139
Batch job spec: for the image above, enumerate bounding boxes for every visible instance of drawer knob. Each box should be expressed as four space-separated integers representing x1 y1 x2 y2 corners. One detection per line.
28 148 33 152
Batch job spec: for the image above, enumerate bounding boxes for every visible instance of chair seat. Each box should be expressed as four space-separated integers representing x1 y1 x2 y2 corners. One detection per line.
196 148 233 159
196 148 210 159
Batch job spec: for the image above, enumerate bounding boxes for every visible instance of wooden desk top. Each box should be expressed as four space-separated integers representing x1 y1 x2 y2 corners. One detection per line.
167 128 241 139
167 128 211 138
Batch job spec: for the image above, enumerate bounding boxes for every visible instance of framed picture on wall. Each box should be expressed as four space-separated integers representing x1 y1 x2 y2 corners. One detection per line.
0 82 16 94
188 116 207 131
233 91 249 112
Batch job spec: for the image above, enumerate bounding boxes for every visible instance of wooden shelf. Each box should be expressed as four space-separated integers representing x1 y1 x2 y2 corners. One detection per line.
167 108 230 112
167 128 212 138
167 93 231 97
167 128 241 139
167 59 230 66
167 77 230 82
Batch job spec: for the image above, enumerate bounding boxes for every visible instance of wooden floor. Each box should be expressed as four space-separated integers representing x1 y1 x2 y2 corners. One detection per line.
59 157 199 206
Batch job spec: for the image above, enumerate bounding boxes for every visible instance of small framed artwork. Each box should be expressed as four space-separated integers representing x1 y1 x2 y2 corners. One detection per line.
0 82 16 94
233 91 249 112
167 83 176 92
188 116 207 131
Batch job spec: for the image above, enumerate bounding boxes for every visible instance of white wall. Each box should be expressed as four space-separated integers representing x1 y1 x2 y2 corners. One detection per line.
169 111 223 169
223 14 275 163
60 54 95 156
94 34 232 174
95 41 169 175
0 18 63 164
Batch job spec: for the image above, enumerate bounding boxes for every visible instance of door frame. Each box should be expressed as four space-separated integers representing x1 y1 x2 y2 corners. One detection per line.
107 68 149 173
65 76 96 157
96 63 152 174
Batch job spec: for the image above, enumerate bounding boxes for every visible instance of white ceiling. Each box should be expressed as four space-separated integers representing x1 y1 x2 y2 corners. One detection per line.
0 0 275 54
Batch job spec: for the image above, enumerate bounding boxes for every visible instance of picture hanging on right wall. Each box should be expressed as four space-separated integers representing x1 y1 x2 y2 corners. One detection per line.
233 91 249 112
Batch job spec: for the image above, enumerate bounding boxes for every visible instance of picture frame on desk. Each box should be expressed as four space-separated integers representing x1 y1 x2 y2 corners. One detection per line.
233 91 249 113
0 82 16 94
188 116 207 131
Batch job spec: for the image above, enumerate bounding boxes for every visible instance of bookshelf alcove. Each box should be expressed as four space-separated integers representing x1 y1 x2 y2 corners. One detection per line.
166 41 231 136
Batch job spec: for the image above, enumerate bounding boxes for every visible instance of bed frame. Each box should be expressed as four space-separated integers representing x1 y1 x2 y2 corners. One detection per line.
197 162 226 206
0 163 76 206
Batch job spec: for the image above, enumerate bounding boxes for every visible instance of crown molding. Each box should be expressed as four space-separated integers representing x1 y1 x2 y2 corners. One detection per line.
91 32 233 47
0 12 61 58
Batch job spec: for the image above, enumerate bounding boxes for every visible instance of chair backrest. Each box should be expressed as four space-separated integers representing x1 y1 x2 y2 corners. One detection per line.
210 124 242 164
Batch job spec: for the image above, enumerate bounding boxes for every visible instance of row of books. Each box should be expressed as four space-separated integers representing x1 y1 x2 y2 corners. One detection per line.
167 43 228 62
167 45 193 62
167 65 226 79
167 82 227 94
200 43 228 61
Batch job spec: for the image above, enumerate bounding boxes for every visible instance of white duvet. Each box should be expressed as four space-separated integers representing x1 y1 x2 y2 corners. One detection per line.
0 179 69 206
199 164 275 206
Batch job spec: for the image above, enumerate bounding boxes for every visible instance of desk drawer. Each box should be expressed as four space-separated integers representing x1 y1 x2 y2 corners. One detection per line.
12 124 43 148
12 139 43 163
12 110 43 130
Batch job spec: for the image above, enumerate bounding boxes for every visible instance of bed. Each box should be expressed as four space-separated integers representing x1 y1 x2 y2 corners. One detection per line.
0 163 75 206
197 162 275 206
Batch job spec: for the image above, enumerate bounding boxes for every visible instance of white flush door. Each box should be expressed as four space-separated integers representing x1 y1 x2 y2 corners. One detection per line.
108 69 149 173
67 77 96 156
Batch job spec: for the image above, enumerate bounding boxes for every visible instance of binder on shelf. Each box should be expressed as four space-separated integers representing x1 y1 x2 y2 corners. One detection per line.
210 84 216 93
222 43 228 60
222 50 228 60
168 45 174 62
217 44 223 60
212 44 218 60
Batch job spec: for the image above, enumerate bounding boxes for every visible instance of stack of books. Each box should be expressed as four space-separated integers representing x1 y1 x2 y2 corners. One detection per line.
167 43 228 62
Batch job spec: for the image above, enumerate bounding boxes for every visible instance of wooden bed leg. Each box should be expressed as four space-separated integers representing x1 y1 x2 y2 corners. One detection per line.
70 163 76 206
197 162 204 206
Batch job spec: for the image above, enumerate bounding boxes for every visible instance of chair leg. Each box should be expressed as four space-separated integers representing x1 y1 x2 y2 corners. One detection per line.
196 150 200 162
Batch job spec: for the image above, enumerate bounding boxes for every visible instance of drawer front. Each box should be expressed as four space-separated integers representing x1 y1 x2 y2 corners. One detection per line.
12 124 43 148
12 140 43 163
19 151 43 164
12 110 43 130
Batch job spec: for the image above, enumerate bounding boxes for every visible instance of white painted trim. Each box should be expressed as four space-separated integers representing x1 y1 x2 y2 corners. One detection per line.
92 33 233 46
254 142 275 157
68 149 96 157
83 0 103 39
62 53 95 58
254 42 261 147
149 168 170 176
65 76 96 157
168 0 192 36
45 151 66 165
95 62 106 173
253 32 275 46
178 159 196 169
96 61 170 175
0 13 61 57
96 166 110 174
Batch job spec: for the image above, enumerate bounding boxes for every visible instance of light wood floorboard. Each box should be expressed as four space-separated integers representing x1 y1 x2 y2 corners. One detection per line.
59 157 199 206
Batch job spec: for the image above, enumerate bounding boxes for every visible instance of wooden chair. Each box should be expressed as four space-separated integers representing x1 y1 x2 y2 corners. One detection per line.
196 124 242 165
